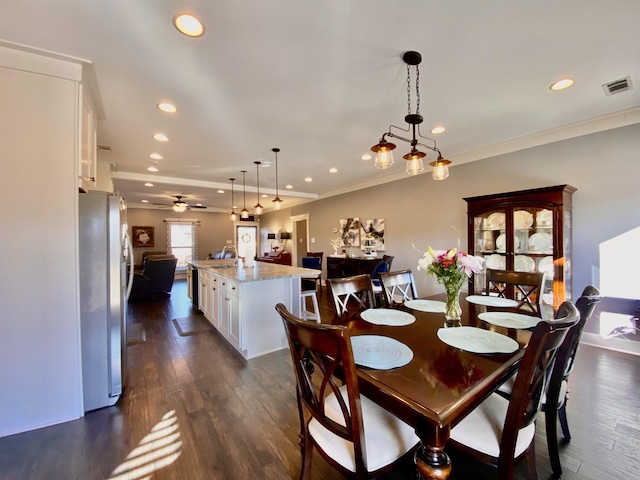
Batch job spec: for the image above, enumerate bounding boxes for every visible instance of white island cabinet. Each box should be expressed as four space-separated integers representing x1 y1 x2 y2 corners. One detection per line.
191 260 318 359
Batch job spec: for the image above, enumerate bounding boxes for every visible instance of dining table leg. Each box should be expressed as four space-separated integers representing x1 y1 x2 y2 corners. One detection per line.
414 423 452 479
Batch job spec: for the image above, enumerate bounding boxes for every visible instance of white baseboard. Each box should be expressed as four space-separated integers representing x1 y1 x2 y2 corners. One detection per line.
581 332 640 356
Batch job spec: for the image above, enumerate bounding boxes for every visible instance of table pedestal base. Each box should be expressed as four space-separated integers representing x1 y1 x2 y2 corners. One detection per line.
415 446 452 479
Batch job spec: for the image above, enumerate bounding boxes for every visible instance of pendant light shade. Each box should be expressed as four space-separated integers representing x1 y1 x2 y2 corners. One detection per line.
229 178 238 221
271 147 283 209
240 170 249 219
371 51 451 179
254 161 263 215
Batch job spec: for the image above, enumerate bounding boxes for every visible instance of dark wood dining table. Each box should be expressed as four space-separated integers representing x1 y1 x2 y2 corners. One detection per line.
343 294 533 479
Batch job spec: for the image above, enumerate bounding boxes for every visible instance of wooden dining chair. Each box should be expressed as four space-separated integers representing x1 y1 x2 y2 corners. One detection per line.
448 300 580 480
275 303 420 479
494 286 602 474
326 274 375 321
379 269 418 305
485 268 545 315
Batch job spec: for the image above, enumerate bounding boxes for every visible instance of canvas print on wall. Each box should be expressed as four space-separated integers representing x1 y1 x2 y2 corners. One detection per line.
361 218 385 251
339 217 360 247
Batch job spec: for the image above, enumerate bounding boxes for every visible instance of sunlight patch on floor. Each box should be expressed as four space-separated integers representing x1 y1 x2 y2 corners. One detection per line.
108 410 183 480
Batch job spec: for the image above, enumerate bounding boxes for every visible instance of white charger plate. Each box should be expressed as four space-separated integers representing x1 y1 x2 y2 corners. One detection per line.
538 256 554 277
486 212 505 230
514 210 533 229
496 235 520 253
536 209 552 227
437 327 519 354
350 335 414 369
478 311 540 329
515 255 535 272
485 254 506 270
360 308 416 326
466 295 519 308
528 232 553 253
404 299 446 313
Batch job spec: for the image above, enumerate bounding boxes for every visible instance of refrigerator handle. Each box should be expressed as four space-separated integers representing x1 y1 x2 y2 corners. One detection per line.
125 233 135 300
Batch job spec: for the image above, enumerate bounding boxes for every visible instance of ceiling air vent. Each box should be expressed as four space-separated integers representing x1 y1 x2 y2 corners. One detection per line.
97 144 112 152
602 76 633 96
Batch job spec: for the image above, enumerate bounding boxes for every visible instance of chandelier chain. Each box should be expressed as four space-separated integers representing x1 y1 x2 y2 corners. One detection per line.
406 63 421 116
415 64 420 116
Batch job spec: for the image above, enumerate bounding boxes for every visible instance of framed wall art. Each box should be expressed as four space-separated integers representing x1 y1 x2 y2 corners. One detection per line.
360 218 385 251
132 226 155 248
339 217 360 247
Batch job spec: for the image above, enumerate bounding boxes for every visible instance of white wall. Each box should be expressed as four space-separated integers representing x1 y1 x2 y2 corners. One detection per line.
0 48 85 436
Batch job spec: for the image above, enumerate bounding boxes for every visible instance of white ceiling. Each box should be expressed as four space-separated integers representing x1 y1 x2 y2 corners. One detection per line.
2 1 640 212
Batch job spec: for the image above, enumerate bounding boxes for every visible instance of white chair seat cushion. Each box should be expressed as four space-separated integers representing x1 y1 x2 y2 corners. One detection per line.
308 385 419 472
450 392 535 458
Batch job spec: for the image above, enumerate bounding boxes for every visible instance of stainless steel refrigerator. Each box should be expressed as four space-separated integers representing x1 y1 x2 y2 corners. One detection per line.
79 191 133 412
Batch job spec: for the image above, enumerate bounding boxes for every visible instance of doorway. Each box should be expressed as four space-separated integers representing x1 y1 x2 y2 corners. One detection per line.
291 214 310 267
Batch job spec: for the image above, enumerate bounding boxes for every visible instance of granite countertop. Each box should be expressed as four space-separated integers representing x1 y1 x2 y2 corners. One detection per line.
190 259 318 283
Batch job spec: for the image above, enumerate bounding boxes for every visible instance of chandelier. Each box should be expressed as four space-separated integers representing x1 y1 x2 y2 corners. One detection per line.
254 161 263 215
272 147 283 209
371 51 451 179
229 178 238 221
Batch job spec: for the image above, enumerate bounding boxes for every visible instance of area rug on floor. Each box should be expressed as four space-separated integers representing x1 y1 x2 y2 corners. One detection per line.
172 315 212 336
127 323 146 346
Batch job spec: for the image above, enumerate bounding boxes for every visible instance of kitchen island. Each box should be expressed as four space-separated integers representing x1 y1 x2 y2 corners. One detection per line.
187 260 318 359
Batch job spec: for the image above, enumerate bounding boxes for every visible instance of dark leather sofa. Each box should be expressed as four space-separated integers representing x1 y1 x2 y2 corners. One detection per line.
129 254 178 300
256 251 292 266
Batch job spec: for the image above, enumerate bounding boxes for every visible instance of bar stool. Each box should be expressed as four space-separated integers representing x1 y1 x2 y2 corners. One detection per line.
300 289 321 323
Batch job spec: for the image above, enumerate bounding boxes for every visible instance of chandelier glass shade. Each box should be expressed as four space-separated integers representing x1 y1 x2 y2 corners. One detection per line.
371 51 451 179
271 147 283 209
254 161 263 215
229 178 238 221
240 170 249 219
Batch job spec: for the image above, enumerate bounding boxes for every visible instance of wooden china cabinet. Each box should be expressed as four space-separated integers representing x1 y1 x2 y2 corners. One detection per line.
464 184 576 309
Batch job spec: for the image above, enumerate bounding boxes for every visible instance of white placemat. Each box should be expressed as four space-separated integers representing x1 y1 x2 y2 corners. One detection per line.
360 308 416 326
478 311 540 329
465 295 519 308
404 299 446 313
350 335 414 369
437 326 519 354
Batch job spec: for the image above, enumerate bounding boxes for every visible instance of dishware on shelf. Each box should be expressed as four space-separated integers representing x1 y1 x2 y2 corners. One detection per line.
404 299 446 313
496 234 520 253
478 311 540 329
465 295 519 308
350 335 414 369
514 255 536 272
528 232 553 253
485 254 506 270
436 326 520 354
538 256 554 277
360 308 416 326
485 212 505 230
536 209 553 227
514 210 533 229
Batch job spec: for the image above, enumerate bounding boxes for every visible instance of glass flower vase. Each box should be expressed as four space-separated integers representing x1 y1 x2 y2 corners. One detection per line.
444 285 462 327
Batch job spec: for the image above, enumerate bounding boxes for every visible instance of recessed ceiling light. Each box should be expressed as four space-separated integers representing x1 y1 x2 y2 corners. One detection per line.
157 102 177 113
196 203 203 207
217 189 225 194
361 154 372 161
153 133 169 142
261 194 268 198
304 177 312 182
173 13 205 37
149 153 163 160
431 126 446 134
550 78 574 91
147 165 159 172
286 184 293 189
144 182 154 187
329 167 338 173
141 199 149 203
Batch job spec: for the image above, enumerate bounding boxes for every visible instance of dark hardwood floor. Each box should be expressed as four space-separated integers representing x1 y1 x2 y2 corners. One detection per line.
1 279 639 480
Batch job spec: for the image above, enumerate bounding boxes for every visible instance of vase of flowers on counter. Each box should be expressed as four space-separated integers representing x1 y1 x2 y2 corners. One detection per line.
329 236 342 256
417 246 484 326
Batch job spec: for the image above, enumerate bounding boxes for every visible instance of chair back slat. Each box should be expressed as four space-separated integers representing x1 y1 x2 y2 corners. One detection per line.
486 268 545 315
326 274 375 320
379 269 418 305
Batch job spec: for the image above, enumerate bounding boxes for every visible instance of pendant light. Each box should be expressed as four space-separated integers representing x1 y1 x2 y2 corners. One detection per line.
371 51 451 179
272 147 283 209
240 170 249 219
229 178 238 221
254 161 263 215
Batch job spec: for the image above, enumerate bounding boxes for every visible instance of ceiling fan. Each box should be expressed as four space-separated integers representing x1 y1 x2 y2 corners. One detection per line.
152 195 207 212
